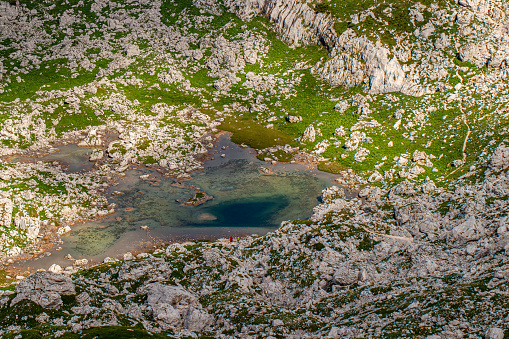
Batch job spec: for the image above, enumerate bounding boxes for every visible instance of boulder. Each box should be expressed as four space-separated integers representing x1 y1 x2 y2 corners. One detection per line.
354 147 370 162
368 170 383 183
11 271 75 309
451 216 484 244
332 265 359 286
300 125 316 143
321 186 345 203
57 225 71 236
485 327 504 339
421 180 436 194
334 100 350 113
74 259 88 267
123 252 134 260
143 283 211 331
286 115 302 123
125 44 140 57
48 264 62 274
14 216 40 240
344 131 366 151
89 149 104 162
184 306 213 332
418 22 435 39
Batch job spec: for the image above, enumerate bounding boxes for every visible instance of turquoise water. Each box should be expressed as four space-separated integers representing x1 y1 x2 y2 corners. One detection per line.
9 134 341 270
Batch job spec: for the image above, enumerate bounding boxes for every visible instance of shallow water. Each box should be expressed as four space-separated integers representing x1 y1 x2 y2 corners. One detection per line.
7 144 94 173
9 134 341 271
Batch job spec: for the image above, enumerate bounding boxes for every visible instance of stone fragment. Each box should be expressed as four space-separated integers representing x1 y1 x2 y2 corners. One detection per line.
286 115 302 123
57 226 71 236
74 259 88 267
334 101 349 113
333 265 359 286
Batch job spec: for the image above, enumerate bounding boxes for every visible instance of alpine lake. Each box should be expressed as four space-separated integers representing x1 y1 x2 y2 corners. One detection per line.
8 134 344 271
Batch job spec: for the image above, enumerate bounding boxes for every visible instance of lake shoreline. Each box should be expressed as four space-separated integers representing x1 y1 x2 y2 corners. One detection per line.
1 131 348 276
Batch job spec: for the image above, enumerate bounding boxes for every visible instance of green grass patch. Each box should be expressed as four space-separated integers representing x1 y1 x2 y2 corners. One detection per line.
220 117 295 149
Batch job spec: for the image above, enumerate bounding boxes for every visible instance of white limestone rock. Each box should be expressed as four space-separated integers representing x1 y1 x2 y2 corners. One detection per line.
125 44 140 58
421 180 437 194
57 226 71 236
333 265 359 286
315 29 422 95
6 246 22 257
158 68 185 85
418 22 435 39
74 259 88 267
89 149 104 162
300 124 316 143
316 53 365 88
458 0 490 13
344 131 366 151
321 186 345 203
395 200 440 235
451 216 484 244
368 170 383 183
485 327 505 339
14 216 40 240
48 264 63 274
142 283 211 331
489 143 509 172
354 147 370 162
286 115 302 123
226 0 336 47
11 271 75 309
334 100 349 113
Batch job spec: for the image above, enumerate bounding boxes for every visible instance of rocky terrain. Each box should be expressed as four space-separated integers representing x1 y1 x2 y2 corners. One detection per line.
0 0 509 337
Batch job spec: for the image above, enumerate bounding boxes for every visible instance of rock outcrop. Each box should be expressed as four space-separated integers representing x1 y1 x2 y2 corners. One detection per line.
141 283 211 331
489 143 509 172
226 0 336 47
11 272 76 309
315 29 423 95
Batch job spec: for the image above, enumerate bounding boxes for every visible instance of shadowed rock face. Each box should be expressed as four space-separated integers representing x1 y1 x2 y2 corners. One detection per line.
11 271 75 309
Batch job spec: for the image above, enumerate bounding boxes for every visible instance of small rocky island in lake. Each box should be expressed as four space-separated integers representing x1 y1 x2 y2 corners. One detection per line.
177 191 214 207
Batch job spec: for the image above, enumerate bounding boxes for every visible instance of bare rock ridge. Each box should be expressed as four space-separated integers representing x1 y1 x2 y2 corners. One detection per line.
227 0 421 95
226 0 337 47
317 29 423 95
